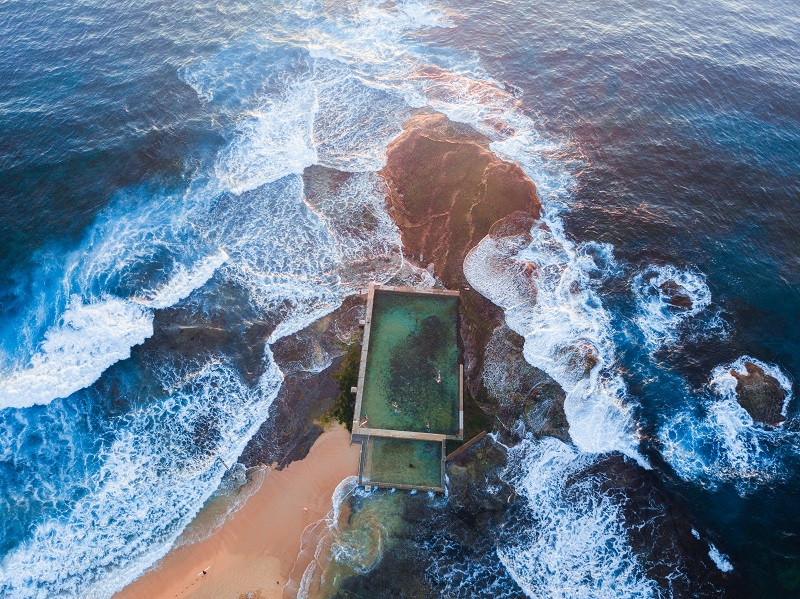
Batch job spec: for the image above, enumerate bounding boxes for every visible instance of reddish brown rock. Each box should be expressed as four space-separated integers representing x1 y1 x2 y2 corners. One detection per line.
659 280 693 310
730 361 786 426
380 111 541 288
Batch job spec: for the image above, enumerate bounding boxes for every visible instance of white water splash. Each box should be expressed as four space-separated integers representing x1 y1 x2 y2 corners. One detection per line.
140 250 229 310
498 437 657 599
0 297 153 409
708 544 733 573
464 224 644 465
659 356 796 492
632 264 713 349
215 81 319 194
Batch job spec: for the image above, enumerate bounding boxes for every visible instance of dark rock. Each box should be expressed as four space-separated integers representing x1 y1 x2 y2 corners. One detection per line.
240 296 366 468
482 325 569 443
458 289 504 413
659 280 694 311
730 361 786 426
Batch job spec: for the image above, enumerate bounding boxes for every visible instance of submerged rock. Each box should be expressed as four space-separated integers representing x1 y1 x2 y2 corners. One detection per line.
584 454 743 598
730 361 787 426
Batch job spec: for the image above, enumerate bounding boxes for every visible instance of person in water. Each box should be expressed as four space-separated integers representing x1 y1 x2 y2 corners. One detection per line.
435 370 442 384
425 421 431 432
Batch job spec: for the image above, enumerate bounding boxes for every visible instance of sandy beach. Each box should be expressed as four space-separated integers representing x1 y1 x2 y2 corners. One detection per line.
114 425 361 599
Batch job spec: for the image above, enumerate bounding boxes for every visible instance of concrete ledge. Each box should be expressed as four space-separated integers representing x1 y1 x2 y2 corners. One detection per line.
362 481 445 494
445 431 488 462
354 427 450 442
373 283 460 297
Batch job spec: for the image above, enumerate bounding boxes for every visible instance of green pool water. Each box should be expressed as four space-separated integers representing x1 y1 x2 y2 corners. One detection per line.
359 290 460 435
362 438 443 489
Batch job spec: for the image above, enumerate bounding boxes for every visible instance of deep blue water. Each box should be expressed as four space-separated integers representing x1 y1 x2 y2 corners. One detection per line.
0 0 798 597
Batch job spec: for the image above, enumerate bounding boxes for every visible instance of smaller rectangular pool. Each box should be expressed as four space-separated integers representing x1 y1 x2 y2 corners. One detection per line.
361 437 444 491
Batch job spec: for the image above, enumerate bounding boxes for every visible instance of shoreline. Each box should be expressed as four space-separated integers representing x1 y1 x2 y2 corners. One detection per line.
114 425 360 599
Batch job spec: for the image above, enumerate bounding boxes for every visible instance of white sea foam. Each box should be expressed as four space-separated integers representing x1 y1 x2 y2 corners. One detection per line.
632 264 713 349
659 356 796 492
312 67 411 173
0 297 153 409
464 225 645 465
708 544 733 572
0 248 230 410
140 250 229 310
304 172 403 293
215 81 319 194
497 437 657 599
0 357 283 598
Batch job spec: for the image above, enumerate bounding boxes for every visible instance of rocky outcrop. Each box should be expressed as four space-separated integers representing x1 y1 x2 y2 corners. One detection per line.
659 279 694 310
380 111 540 289
483 325 569 443
380 112 546 443
730 361 786 426
240 295 365 468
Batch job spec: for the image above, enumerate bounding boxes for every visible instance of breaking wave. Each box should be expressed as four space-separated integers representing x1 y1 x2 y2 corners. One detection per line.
0 357 283 598
0 297 153 409
464 216 643 464
497 437 657 599
631 264 714 349
659 356 796 492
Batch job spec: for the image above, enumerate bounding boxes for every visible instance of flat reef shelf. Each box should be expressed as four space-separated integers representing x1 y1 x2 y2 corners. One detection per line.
352 283 463 492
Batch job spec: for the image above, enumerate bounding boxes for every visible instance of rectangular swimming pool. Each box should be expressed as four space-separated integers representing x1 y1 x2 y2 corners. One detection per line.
356 287 461 436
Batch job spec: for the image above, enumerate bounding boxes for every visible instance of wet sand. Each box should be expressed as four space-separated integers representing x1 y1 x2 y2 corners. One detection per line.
114 425 361 599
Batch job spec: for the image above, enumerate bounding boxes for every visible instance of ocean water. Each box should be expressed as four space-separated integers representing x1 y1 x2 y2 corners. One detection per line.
0 0 797 597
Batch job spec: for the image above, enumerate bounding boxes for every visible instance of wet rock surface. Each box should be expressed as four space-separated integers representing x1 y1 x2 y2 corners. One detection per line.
483 325 569 443
380 111 540 289
240 295 365 468
659 279 694 311
730 361 787 426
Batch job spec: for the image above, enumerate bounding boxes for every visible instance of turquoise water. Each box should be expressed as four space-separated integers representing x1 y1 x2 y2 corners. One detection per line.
360 291 460 435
